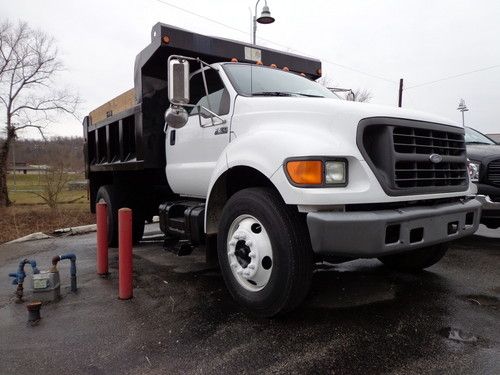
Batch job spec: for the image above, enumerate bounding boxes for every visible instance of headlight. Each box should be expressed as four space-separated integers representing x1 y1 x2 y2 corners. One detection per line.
285 158 347 187
325 161 346 184
467 159 480 182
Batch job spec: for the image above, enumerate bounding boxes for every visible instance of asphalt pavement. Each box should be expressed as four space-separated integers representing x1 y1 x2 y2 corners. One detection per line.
0 225 498 374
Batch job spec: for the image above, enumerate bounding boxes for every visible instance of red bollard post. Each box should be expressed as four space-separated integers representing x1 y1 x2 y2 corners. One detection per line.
96 202 109 276
118 208 133 300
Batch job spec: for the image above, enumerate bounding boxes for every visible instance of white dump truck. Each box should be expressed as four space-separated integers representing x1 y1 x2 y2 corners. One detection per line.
84 23 481 316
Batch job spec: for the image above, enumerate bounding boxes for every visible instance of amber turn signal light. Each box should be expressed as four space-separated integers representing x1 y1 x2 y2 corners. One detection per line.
286 160 323 185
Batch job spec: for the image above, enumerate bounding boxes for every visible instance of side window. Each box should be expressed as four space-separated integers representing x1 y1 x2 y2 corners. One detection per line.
189 69 230 116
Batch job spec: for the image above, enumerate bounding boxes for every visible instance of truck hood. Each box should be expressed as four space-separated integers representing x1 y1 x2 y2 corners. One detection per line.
227 95 476 204
466 144 500 160
234 96 459 128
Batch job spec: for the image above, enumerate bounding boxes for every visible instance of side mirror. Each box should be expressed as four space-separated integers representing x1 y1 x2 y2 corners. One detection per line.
165 105 188 129
168 59 190 105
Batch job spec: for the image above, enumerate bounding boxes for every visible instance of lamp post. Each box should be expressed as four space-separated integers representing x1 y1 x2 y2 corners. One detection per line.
457 98 469 127
253 0 275 45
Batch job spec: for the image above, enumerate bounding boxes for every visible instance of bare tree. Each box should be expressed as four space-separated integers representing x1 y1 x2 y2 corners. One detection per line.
32 163 71 209
0 20 79 206
317 75 373 103
347 88 372 103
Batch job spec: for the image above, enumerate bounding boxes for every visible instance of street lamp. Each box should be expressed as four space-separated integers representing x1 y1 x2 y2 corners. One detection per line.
457 98 469 127
253 0 275 45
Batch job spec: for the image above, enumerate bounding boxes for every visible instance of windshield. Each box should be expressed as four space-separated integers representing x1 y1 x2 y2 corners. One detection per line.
464 127 496 145
222 63 336 98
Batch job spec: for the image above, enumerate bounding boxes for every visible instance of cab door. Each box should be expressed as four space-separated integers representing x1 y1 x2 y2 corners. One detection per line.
166 68 231 198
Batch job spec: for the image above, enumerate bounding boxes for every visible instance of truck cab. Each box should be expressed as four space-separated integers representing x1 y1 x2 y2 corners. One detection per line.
84 23 481 316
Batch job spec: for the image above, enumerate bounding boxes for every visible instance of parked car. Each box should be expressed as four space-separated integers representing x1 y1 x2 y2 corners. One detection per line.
465 126 500 229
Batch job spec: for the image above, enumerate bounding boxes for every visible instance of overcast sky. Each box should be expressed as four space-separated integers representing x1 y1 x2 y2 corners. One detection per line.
2 0 499 138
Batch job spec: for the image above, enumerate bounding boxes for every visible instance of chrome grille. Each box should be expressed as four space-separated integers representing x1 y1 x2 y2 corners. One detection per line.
488 159 500 187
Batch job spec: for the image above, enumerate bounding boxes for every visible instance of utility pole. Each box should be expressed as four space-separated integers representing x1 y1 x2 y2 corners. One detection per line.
398 78 403 107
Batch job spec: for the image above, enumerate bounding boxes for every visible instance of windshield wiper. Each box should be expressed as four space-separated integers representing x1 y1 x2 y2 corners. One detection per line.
466 141 491 145
252 91 324 98
252 91 294 97
293 93 324 98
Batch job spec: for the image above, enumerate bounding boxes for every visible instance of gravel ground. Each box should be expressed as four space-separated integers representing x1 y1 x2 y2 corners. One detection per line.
0 225 498 375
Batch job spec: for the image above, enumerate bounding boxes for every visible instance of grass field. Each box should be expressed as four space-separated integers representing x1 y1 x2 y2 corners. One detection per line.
1 173 94 244
7 173 88 205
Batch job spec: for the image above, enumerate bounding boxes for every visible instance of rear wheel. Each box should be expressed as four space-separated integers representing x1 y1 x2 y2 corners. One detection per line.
378 243 448 272
217 187 313 317
96 185 145 247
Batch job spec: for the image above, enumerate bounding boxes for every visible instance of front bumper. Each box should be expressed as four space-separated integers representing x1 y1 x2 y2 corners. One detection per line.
475 183 500 201
476 195 500 220
307 198 481 258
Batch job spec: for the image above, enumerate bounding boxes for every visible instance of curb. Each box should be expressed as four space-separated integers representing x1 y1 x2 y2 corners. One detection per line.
53 224 97 236
6 232 53 244
4 216 161 245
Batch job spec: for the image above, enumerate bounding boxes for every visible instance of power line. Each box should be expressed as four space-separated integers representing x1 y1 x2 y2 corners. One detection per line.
321 59 397 84
151 0 397 83
405 64 500 90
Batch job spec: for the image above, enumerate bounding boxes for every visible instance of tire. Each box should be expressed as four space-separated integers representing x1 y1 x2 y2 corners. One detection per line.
217 187 313 317
96 185 145 247
378 243 448 272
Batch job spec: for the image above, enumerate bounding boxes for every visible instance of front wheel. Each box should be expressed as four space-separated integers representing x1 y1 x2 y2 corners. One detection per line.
378 243 448 272
217 187 313 317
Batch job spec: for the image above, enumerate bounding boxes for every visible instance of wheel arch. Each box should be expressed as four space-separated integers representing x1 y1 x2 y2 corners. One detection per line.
205 165 283 235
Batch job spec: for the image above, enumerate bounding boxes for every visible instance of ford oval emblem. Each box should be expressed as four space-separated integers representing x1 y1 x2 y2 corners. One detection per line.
429 153 443 164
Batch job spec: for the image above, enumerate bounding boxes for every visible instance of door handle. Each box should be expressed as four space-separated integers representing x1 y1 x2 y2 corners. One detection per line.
214 126 228 135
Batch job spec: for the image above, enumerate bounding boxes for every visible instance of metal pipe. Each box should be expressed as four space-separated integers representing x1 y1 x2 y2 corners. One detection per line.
51 253 77 292
8 259 40 302
253 0 262 45
27 301 42 324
